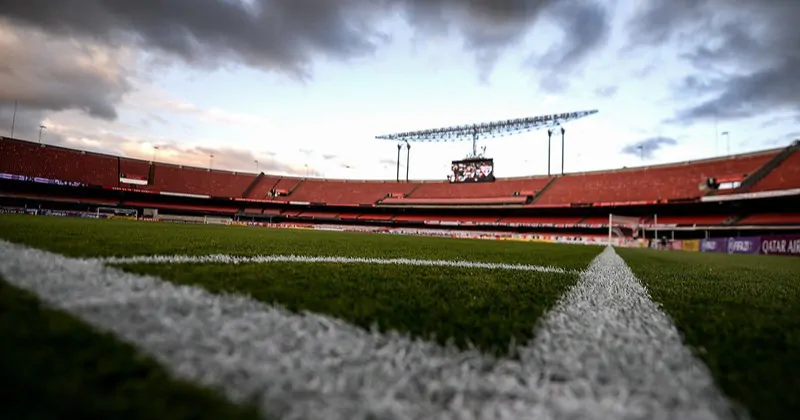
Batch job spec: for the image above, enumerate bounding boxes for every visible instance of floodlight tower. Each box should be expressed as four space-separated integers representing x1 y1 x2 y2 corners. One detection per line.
375 109 598 177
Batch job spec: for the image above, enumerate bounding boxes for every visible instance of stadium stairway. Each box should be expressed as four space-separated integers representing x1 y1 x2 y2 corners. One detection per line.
737 140 799 193
404 183 423 197
288 179 305 195
723 214 744 226
530 177 558 204
241 173 263 198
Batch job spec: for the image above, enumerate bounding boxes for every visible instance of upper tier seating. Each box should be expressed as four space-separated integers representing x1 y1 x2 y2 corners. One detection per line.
4 137 796 209
289 179 418 205
535 151 776 205
1 138 118 186
380 196 528 205
245 175 281 199
750 150 800 192
410 177 550 199
272 177 303 195
150 164 255 197
119 158 151 184
737 213 800 225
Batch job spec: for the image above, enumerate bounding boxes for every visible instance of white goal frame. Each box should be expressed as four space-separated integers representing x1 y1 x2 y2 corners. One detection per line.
607 214 641 246
96 206 139 219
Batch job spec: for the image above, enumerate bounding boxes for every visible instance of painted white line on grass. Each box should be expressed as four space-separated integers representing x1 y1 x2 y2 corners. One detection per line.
92 253 579 274
0 240 743 420
517 246 747 420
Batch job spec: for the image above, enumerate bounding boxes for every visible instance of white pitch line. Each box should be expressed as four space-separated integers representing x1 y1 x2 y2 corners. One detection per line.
0 240 743 420
92 253 580 274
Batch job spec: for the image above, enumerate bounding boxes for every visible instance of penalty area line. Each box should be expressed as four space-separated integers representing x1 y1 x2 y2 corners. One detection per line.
91 253 582 275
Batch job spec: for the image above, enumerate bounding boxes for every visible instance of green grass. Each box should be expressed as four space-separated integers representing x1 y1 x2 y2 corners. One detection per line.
5 214 799 419
122 262 577 356
617 248 800 420
0 278 262 420
0 214 599 269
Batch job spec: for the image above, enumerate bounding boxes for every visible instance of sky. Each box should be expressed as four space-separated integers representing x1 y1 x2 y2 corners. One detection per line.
1 0 799 180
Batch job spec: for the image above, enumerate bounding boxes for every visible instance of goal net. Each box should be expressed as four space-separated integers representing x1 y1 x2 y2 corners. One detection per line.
607 214 642 245
97 206 138 220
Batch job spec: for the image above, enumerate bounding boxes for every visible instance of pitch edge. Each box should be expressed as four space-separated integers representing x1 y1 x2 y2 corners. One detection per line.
0 240 745 420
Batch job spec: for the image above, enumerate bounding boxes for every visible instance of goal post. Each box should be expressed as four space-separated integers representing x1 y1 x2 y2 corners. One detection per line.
607 213 642 246
96 206 138 219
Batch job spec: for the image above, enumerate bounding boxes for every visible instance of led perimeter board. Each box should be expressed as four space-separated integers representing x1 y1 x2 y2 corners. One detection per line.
449 158 495 183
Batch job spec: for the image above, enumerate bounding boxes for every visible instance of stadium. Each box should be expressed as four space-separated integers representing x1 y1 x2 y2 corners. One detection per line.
1 117 799 420
1 1 800 418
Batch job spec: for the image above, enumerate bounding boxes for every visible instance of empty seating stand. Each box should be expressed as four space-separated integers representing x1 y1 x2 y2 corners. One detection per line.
119 158 152 186
410 177 550 199
289 179 417 205
536 151 777 205
151 164 254 197
750 151 800 192
738 213 800 225
1 138 118 186
245 175 281 199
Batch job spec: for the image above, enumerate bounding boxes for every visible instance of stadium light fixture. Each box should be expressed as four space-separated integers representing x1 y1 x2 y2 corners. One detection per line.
405 141 411 182
560 126 566 175
376 109 597 178
38 125 46 144
396 143 402 182
722 131 730 156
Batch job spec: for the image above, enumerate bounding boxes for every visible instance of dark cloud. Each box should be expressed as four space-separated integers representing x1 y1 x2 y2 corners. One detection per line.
0 0 388 80
0 23 133 121
1 0 610 84
528 0 611 92
628 0 800 123
621 136 677 159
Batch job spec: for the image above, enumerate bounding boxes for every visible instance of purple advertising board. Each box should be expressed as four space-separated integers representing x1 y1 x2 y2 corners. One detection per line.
700 238 727 253
726 236 761 255
759 234 800 256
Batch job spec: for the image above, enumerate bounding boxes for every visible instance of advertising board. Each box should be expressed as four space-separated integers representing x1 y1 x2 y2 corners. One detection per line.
726 236 761 254
760 234 800 256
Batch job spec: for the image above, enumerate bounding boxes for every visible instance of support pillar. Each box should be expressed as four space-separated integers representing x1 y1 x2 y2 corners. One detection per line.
561 126 565 175
405 142 411 182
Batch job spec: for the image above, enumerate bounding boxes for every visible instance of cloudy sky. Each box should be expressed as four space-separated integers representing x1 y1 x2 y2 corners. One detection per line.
1 0 798 180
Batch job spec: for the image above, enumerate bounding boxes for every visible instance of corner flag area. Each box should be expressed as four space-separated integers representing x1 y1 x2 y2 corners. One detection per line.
1 215 798 420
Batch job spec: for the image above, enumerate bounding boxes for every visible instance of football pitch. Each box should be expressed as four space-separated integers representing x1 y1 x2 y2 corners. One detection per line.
0 215 798 420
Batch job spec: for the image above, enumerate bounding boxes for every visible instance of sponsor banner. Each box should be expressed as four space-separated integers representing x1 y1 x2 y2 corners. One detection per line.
111 186 158 194
0 206 28 215
120 177 148 186
159 191 210 199
682 239 700 252
669 241 684 251
760 234 800 256
700 238 727 253
727 236 761 254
